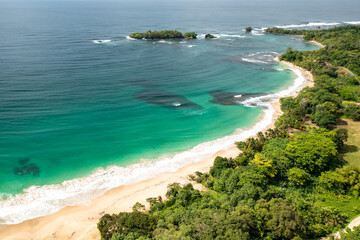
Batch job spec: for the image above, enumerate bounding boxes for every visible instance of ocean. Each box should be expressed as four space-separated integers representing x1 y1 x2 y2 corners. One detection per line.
0 0 359 224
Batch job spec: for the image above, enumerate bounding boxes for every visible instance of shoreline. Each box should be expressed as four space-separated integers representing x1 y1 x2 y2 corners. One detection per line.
310 40 325 48
276 57 314 89
0 60 315 239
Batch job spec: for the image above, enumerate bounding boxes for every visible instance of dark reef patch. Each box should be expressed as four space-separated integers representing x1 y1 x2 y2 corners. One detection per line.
135 89 202 109
14 159 40 177
209 91 265 106
18 157 30 165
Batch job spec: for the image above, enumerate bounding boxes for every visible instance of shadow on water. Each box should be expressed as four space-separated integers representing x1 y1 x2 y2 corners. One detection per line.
209 90 265 106
135 89 203 110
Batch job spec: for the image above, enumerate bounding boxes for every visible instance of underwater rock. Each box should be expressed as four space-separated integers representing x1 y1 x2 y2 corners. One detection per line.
135 89 202 109
18 157 30 165
14 163 40 177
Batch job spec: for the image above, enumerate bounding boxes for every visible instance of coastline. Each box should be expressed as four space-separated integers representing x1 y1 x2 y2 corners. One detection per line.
0 60 315 240
310 40 325 48
276 57 314 89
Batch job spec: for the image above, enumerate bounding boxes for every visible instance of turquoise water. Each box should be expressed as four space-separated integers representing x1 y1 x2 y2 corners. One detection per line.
0 0 360 224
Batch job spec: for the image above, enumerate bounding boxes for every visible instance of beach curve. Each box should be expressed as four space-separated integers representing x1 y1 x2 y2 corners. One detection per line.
0 59 315 239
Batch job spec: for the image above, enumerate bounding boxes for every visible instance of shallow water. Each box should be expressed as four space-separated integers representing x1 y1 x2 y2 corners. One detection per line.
0 0 360 224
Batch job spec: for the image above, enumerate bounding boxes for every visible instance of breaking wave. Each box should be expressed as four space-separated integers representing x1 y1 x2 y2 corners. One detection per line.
92 40 112 44
344 21 360 25
275 22 340 29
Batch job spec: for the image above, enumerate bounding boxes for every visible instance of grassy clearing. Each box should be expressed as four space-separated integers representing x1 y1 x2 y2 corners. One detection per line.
339 119 360 166
316 192 360 221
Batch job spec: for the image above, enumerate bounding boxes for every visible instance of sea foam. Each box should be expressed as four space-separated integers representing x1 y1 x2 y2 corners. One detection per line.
216 34 246 38
251 28 266 36
241 67 307 107
92 40 112 44
0 65 308 225
275 22 340 29
197 33 246 39
344 21 360 25
241 58 268 64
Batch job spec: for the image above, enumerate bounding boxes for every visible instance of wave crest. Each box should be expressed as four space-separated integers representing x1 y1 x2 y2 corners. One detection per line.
345 21 360 25
92 40 112 44
275 22 340 29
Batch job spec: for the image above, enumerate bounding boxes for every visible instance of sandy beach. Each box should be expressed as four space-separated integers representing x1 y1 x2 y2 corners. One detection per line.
310 40 325 48
0 61 314 240
278 58 315 89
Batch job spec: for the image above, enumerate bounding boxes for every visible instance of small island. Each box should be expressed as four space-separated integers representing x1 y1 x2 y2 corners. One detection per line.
129 30 198 40
205 33 216 39
245 26 252 32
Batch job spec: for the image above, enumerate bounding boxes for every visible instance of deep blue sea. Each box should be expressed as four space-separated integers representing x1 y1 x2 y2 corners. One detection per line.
0 0 359 224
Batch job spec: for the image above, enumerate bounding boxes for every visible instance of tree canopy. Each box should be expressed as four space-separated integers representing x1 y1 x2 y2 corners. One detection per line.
129 30 185 39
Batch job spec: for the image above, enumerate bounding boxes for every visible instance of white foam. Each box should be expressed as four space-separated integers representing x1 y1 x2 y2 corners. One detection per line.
234 95 242 98
241 58 268 64
275 22 340 29
172 102 181 107
0 65 309 225
126 36 136 40
157 40 173 44
247 51 279 57
197 33 245 39
251 28 266 36
251 31 265 36
344 21 360 25
216 34 246 38
92 40 112 44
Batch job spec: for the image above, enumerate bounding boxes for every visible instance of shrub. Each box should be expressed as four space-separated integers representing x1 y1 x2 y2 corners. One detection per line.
184 32 197 39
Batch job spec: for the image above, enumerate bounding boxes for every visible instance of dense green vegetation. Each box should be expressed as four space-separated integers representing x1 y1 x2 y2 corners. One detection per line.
266 25 360 76
129 30 198 40
336 226 360 239
205 34 216 39
184 32 197 39
99 26 360 240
